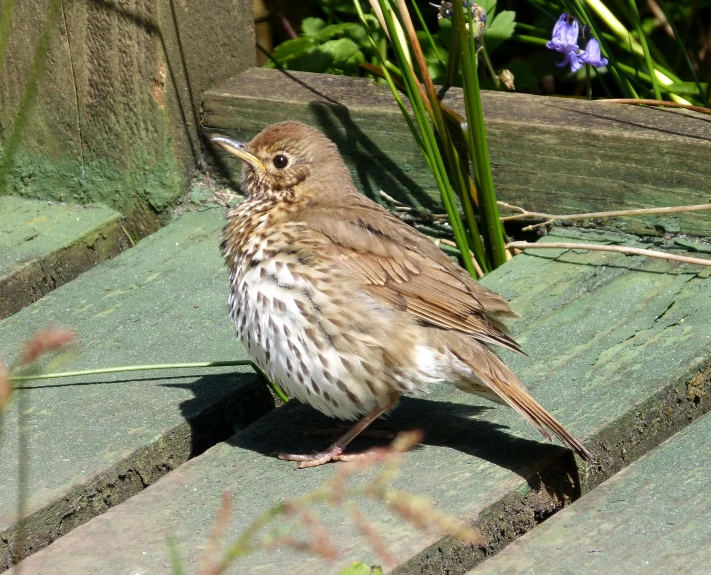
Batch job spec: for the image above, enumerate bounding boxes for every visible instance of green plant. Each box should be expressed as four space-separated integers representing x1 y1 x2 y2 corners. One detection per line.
353 0 508 274
264 0 710 276
265 16 372 76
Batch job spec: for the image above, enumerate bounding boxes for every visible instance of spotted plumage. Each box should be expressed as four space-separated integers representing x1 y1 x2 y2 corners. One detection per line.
213 121 593 467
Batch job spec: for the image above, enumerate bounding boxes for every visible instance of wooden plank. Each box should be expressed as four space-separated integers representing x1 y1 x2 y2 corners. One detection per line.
203 68 711 237
0 209 274 570
9 228 711 574
470 411 711 575
0 197 128 319
1 0 255 224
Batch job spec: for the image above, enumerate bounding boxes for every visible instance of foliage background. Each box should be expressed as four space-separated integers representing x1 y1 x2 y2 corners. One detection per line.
257 0 711 103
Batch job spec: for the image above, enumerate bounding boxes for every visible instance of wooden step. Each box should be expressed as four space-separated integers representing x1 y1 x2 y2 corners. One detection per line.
470 411 711 575
0 196 128 319
7 228 710 574
203 68 711 237
0 208 274 570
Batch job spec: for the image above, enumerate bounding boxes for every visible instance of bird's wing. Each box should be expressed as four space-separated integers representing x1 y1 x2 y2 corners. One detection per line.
299 193 522 354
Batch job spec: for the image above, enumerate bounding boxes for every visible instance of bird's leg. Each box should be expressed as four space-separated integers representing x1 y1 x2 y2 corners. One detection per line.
278 399 397 469
298 427 395 440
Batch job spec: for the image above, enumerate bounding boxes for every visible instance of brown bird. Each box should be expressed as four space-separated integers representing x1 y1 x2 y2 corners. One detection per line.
212 121 592 468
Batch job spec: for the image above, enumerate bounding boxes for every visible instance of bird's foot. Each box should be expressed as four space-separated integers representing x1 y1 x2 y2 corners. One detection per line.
276 444 383 469
277 444 347 468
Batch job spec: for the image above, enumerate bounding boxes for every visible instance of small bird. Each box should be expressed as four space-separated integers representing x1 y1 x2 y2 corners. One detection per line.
212 122 592 468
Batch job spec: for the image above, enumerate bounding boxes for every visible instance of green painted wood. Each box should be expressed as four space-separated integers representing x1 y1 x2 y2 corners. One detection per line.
9 228 711 575
203 68 711 237
1 0 255 223
470 411 711 575
0 209 274 570
0 196 129 319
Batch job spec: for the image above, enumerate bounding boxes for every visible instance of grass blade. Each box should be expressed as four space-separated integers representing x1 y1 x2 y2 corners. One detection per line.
626 0 661 100
452 1 507 268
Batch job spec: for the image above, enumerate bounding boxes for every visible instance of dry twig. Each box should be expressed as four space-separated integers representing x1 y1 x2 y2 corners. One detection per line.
507 241 711 267
601 98 711 115
499 202 711 232
436 239 485 277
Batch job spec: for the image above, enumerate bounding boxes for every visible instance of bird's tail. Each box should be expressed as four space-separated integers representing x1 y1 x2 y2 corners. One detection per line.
448 337 593 462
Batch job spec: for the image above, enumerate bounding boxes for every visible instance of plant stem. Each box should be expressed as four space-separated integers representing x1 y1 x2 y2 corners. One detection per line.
377 0 481 276
9 360 253 382
479 45 500 88
10 360 290 403
453 2 507 268
354 3 425 152
395 0 489 270
410 0 444 68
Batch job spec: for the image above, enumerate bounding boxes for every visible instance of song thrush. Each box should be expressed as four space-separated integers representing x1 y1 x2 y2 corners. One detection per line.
212 121 592 468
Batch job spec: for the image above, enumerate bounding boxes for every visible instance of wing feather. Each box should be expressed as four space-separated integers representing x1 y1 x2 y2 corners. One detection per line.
295 193 522 353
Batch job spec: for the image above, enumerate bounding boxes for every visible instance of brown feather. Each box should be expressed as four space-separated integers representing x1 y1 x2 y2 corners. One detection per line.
295 194 523 354
439 332 593 461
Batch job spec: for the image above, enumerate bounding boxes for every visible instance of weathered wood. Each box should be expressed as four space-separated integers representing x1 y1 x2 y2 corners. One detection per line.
0 209 274 571
9 228 711 575
0 197 128 319
470 411 711 575
1 0 255 224
203 68 711 237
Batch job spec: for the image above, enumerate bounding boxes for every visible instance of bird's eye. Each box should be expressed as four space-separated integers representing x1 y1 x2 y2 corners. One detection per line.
272 154 288 169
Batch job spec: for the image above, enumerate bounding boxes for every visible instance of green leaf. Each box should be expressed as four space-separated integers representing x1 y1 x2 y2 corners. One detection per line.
345 22 369 47
342 48 366 76
320 0 359 16
312 22 361 42
437 17 453 50
338 562 383 575
479 0 498 19
286 45 333 73
270 37 314 63
301 17 326 37
485 10 516 54
284 38 362 75
318 37 362 67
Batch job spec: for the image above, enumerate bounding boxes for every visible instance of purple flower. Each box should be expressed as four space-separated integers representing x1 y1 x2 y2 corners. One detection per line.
579 38 608 68
546 13 582 73
558 48 583 73
546 13 579 53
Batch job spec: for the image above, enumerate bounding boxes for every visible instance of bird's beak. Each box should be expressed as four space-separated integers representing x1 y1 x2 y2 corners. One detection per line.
210 135 266 170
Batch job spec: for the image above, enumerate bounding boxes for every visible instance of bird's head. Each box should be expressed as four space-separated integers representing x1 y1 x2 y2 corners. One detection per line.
209 121 352 202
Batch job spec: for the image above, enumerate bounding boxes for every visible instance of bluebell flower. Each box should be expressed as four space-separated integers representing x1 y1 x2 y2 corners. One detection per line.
546 13 579 53
558 47 583 73
546 13 582 73
579 38 608 68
